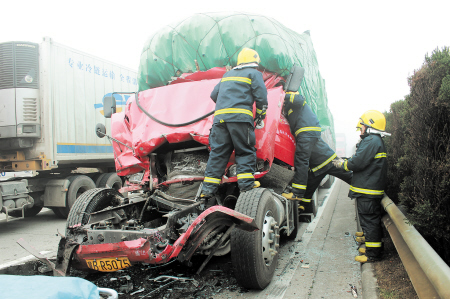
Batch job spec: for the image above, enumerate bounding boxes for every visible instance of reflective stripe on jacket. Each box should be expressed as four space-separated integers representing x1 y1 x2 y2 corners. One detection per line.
308 138 336 176
284 92 321 138
210 66 268 124
346 134 387 199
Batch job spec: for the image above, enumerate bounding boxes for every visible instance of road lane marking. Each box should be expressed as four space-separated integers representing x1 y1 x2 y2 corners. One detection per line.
0 251 54 271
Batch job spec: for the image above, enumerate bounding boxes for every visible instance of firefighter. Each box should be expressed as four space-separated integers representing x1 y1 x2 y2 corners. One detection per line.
281 92 352 203
333 110 389 263
200 48 268 197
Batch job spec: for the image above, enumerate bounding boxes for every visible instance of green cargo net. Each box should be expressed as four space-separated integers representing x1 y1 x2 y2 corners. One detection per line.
138 12 334 139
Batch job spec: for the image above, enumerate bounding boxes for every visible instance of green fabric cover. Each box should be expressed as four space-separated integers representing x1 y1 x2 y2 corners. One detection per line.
138 12 334 139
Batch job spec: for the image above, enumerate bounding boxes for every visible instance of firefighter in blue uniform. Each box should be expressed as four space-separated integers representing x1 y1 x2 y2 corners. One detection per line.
200 48 268 197
334 110 389 263
281 92 352 203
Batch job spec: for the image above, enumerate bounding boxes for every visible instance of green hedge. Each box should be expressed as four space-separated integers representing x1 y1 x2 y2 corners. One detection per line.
384 47 450 264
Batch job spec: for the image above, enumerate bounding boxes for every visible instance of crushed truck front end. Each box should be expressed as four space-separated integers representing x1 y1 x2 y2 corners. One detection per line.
57 68 298 290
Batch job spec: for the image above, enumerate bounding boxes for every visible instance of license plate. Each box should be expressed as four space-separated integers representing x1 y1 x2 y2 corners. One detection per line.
85 257 131 272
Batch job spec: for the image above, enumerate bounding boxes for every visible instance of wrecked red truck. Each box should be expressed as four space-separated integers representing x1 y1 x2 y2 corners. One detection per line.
55 13 336 290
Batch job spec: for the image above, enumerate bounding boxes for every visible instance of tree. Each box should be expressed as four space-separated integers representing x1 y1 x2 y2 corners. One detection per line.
385 47 450 263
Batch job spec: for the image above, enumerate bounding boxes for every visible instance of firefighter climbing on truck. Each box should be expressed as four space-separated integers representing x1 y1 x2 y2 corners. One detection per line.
281 91 353 204
200 48 268 198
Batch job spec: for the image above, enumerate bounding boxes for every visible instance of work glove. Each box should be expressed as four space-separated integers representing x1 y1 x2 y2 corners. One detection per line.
254 105 267 129
332 157 345 168
281 192 303 201
255 120 264 129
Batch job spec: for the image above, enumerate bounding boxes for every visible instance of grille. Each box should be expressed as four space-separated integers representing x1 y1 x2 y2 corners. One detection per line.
23 98 38 122
0 43 14 89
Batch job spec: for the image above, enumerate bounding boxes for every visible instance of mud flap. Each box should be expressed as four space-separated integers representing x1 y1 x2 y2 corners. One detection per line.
54 237 79 277
176 207 258 264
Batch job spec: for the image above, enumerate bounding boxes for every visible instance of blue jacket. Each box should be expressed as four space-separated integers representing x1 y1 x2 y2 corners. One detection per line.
343 134 387 198
211 65 268 125
284 92 321 138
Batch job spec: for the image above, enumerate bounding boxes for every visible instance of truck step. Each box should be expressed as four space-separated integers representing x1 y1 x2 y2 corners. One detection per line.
299 213 314 223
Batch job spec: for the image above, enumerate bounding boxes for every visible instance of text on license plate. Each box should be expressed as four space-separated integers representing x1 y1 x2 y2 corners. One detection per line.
86 257 131 272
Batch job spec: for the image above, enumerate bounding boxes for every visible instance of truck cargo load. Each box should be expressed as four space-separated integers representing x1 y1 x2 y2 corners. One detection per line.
138 12 334 137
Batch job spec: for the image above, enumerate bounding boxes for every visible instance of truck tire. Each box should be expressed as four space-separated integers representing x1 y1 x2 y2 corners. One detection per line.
284 200 299 240
51 207 66 218
259 163 295 194
95 173 108 187
53 175 96 219
97 173 122 191
66 188 122 236
90 173 105 186
231 188 280 289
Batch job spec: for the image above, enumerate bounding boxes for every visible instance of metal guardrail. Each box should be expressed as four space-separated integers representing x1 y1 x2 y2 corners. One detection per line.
381 195 450 299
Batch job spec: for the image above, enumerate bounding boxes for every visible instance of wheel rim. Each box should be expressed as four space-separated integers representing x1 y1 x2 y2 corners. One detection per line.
261 211 279 266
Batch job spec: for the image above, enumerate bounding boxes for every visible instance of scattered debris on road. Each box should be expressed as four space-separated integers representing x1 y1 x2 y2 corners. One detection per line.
349 284 358 297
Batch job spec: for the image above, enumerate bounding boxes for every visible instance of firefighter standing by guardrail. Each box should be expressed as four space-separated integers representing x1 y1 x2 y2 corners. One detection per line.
334 110 390 263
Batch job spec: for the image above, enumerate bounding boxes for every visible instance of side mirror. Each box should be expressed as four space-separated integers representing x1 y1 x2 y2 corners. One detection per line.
285 65 305 93
95 123 106 138
103 96 116 118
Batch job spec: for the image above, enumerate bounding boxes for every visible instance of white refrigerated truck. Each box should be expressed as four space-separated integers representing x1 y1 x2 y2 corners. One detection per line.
0 37 137 220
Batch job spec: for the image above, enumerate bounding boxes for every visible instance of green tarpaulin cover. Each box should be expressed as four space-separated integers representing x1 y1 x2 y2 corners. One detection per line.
138 12 334 138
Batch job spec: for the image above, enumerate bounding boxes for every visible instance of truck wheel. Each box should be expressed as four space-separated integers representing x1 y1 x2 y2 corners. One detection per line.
259 163 295 194
284 200 299 240
95 173 108 187
51 207 66 218
53 175 96 219
231 188 280 289
91 173 105 186
66 188 122 237
97 173 122 191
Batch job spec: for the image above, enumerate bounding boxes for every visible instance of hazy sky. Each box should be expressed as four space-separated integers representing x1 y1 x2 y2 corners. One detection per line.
2 0 449 152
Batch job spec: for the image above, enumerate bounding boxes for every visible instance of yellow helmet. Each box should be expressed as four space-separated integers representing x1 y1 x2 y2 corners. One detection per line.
358 110 386 131
237 48 261 65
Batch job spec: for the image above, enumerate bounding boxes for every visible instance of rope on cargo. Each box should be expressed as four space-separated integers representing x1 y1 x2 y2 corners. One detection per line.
134 91 214 127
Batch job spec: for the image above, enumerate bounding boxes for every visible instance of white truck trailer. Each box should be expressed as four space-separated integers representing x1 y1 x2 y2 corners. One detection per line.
0 37 137 219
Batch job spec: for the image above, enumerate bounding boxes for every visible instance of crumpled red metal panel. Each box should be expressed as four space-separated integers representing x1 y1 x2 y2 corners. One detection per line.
127 79 217 157
261 72 283 89
111 68 294 176
74 206 257 267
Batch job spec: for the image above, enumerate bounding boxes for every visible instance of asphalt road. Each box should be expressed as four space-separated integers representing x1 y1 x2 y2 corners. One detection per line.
0 208 66 265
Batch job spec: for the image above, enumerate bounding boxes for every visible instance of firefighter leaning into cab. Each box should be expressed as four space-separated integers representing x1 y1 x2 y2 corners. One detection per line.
333 110 389 263
281 91 352 203
200 48 268 197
